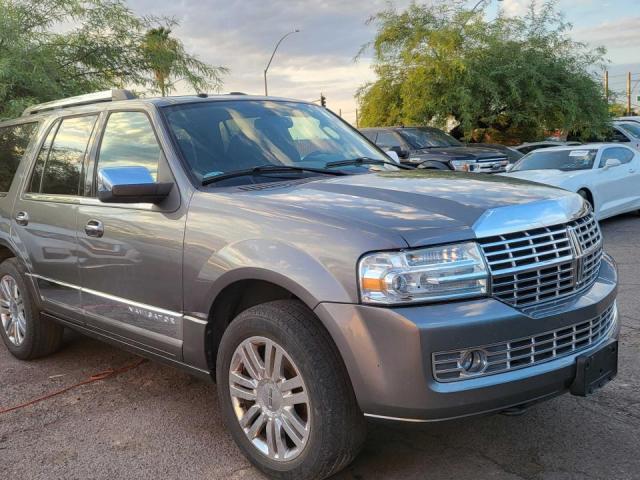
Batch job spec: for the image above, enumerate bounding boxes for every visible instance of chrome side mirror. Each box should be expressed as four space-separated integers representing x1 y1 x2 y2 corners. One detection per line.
98 166 172 204
385 150 401 164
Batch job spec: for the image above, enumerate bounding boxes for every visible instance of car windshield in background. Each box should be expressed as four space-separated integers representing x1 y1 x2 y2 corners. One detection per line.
163 100 392 183
511 149 598 172
399 127 462 148
618 123 640 137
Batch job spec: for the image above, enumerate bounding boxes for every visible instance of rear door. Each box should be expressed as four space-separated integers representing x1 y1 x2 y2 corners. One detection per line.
76 109 186 358
11 114 99 323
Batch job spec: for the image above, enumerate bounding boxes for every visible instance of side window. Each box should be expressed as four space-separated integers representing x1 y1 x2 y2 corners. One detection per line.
376 131 402 149
29 115 97 195
361 131 378 142
0 122 38 193
600 147 634 166
98 111 161 182
611 128 630 143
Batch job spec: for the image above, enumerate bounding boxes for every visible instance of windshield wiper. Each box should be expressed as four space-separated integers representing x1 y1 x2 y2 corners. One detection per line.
325 157 414 170
202 164 347 186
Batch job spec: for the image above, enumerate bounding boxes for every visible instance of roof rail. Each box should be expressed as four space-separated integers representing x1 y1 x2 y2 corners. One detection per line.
22 89 137 116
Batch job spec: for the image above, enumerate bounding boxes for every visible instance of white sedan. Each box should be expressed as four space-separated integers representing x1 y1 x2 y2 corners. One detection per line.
501 144 640 220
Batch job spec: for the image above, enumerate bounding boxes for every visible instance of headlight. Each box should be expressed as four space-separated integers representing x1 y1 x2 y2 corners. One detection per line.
358 242 489 305
408 157 424 164
450 159 477 172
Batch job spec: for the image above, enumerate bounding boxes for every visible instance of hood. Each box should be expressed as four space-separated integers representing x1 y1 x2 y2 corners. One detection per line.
502 169 590 185
411 145 507 161
214 170 585 247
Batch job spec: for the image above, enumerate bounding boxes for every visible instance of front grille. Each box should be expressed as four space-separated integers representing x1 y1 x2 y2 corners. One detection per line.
472 157 509 173
432 302 617 382
479 213 602 308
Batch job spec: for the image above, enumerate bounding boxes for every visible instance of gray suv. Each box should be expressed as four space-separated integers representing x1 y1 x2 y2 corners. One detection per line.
0 91 619 480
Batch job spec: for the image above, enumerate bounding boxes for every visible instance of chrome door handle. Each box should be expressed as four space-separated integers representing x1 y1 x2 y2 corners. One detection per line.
15 211 29 226
84 219 104 238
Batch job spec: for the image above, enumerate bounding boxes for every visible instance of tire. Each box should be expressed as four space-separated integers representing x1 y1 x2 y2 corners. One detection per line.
0 258 64 360
216 299 366 480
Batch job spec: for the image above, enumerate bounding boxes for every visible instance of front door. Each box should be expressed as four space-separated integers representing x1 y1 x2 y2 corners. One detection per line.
594 146 639 217
76 110 186 358
11 114 99 323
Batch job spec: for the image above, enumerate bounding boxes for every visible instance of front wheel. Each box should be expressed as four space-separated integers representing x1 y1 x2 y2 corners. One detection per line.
216 300 366 480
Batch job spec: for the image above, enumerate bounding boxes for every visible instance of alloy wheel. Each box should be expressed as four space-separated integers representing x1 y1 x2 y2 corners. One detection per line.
228 336 310 461
0 275 27 346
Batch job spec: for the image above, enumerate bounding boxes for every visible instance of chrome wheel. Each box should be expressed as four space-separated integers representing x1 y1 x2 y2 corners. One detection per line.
229 336 310 462
0 275 26 346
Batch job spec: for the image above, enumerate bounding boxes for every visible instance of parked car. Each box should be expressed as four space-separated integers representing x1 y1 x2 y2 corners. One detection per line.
467 142 523 163
514 141 582 155
612 121 640 149
360 126 510 172
614 116 640 124
0 91 619 480
502 144 640 220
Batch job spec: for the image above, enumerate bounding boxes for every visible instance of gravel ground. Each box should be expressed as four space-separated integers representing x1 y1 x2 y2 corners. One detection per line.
1 213 639 480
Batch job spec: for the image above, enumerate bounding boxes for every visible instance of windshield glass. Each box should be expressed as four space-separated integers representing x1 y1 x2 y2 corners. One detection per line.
163 100 392 182
399 127 462 148
511 149 598 172
618 123 640 137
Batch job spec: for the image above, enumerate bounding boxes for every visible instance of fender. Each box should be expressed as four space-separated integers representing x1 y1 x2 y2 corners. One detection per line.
184 238 354 319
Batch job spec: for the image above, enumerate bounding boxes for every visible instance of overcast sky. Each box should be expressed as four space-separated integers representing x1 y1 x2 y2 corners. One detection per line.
127 0 640 124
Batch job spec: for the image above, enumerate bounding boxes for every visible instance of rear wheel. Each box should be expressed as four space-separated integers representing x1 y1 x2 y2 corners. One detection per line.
217 300 365 480
0 258 63 360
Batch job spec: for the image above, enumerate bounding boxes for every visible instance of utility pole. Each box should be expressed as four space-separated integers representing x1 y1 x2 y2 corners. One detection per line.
627 72 632 115
320 93 326 107
604 70 609 102
355 109 359 128
339 108 342 117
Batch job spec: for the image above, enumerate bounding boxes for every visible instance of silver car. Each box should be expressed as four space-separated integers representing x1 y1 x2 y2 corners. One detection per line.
0 90 619 480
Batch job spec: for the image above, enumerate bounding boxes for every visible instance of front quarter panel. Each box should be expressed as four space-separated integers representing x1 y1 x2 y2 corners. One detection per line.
182 190 406 318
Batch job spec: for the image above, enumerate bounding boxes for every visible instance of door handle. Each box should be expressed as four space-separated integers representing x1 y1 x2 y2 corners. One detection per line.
15 211 29 226
84 219 104 238
629 168 636 173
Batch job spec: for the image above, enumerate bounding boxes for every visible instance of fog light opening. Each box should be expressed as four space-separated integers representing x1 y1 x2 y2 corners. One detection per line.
460 349 488 374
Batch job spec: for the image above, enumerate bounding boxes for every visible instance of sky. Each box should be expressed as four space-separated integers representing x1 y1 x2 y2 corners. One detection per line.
127 0 640 124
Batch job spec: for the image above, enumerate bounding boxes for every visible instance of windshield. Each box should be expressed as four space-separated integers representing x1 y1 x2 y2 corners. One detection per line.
618 123 640 137
511 149 598 172
163 100 392 183
398 127 462 148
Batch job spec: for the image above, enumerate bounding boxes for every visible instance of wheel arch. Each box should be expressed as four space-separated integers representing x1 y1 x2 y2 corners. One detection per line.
577 187 595 211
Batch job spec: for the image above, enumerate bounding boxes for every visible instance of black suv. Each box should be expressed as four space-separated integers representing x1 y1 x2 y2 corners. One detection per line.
361 126 510 173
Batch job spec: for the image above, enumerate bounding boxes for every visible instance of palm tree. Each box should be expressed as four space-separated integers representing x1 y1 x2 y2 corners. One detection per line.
142 27 180 97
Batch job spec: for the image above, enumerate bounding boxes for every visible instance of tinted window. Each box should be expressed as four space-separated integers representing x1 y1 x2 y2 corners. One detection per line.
375 131 403 148
0 122 38 193
30 116 97 195
98 112 161 181
601 147 634 166
29 122 58 193
399 128 462 148
163 101 389 181
512 149 598 172
618 123 640 138
361 130 378 142
608 128 630 143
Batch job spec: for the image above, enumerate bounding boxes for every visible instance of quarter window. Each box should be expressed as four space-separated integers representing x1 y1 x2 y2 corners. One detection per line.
97 112 161 181
375 131 402 149
29 115 97 195
0 122 38 193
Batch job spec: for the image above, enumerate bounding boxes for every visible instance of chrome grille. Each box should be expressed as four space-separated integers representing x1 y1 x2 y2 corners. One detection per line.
433 302 617 382
479 213 602 308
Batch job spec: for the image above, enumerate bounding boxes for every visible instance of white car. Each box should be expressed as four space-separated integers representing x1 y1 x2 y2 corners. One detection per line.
612 121 640 150
502 144 640 220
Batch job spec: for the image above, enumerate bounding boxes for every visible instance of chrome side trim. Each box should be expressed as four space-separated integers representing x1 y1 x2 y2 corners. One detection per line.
27 273 183 318
184 315 208 325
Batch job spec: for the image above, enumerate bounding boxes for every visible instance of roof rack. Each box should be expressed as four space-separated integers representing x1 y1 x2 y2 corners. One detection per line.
22 89 137 116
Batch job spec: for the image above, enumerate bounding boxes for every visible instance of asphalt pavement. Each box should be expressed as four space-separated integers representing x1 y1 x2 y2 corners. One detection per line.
1 213 639 480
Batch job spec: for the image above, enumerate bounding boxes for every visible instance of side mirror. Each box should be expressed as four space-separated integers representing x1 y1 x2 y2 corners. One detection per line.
98 166 173 204
385 150 400 164
505 164 514 172
603 158 622 169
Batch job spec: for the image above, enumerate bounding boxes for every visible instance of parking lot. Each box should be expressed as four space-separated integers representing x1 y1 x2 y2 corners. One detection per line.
1 213 639 480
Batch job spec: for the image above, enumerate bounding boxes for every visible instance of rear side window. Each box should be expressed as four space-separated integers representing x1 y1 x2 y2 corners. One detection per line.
376 131 402 148
29 115 97 195
0 122 38 193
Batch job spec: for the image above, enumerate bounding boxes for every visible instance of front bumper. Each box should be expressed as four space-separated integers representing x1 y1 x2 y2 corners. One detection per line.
314 254 618 421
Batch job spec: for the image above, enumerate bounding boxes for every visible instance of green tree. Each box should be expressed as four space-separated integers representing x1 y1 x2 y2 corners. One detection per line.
357 0 609 142
0 0 227 119
142 26 227 97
